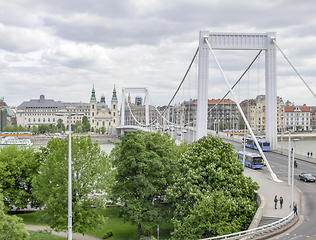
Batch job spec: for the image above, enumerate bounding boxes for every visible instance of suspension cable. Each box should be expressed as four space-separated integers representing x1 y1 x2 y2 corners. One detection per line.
160 47 199 116
272 39 316 99
204 37 280 182
208 50 263 113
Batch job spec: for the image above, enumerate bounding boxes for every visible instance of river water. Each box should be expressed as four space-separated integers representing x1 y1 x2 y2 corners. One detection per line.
278 139 316 156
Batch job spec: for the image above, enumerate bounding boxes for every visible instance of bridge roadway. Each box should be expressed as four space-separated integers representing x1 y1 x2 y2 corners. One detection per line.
224 136 316 240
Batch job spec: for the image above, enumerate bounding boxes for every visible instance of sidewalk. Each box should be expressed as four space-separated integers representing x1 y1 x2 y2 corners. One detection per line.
244 168 300 219
25 225 101 240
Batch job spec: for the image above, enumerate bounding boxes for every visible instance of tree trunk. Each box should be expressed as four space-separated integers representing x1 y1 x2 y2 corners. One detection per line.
137 223 142 238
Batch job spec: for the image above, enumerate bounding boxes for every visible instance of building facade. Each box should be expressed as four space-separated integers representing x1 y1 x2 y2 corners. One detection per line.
16 86 119 133
240 95 284 132
285 105 311 131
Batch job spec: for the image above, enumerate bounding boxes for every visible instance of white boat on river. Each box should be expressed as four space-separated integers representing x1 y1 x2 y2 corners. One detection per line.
0 137 33 146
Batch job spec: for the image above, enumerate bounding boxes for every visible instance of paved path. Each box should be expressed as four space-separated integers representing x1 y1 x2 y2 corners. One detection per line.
244 167 300 219
25 225 101 240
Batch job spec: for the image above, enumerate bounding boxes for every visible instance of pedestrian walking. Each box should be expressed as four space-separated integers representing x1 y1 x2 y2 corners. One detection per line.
311 152 313 158
279 196 283 209
308 152 310 158
274 195 278 209
293 203 298 216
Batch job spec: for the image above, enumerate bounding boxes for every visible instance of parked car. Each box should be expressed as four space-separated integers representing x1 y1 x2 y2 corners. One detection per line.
182 129 188 133
299 173 315 182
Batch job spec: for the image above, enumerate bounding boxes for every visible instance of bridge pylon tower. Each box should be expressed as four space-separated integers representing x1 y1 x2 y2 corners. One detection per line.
196 31 277 150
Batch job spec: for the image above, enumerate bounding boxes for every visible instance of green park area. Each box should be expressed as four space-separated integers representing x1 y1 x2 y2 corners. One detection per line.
1 132 259 240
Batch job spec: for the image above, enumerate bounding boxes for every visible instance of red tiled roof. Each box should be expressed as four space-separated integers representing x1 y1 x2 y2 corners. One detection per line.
285 106 310 112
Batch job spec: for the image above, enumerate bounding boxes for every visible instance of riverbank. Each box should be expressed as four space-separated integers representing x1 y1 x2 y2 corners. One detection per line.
30 133 119 146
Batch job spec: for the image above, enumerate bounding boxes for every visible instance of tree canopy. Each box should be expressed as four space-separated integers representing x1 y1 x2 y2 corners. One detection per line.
167 135 259 239
0 193 29 240
32 135 113 234
0 145 41 210
111 131 179 237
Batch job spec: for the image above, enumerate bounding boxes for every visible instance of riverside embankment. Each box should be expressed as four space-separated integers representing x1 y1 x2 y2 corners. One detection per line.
30 133 119 146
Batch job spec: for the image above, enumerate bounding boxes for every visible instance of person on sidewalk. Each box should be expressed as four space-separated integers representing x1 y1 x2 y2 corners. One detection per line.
311 152 313 158
293 203 298 216
308 152 310 158
279 196 283 209
274 195 278 209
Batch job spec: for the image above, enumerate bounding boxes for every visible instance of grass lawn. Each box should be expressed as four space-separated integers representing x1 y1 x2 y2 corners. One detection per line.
27 231 66 240
18 207 173 240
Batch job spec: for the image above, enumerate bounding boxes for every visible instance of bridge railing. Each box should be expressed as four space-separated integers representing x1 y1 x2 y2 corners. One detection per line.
199 211 295 240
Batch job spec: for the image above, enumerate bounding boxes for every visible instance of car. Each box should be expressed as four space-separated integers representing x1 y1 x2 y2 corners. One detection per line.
299 173 315 182
182 129 188 133
177 132 182 136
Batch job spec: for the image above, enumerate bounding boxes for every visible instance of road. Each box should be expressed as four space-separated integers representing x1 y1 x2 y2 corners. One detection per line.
228 139 316 240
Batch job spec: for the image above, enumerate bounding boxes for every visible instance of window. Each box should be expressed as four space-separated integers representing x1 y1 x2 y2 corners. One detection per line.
53 118 55 122
43 118 45 122
48 118 50 122
113 104 116 109
38 118 40 122
28 118 31 122
33 118 36 122
113 112 115 117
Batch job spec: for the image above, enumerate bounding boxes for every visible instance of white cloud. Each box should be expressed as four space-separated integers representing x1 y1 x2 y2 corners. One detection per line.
1 0 316 108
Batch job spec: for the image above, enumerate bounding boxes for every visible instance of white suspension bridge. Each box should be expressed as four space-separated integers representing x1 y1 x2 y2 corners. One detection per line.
117 31 316 182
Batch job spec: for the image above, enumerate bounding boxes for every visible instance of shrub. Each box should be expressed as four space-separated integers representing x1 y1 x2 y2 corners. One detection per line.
103 230 113 239
140 236 157 240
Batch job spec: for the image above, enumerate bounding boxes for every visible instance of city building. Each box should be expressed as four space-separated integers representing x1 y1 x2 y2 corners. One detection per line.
16 85 119 133
308 106 316 130
285 105 311 131
240 95 285 133
167 98 240 131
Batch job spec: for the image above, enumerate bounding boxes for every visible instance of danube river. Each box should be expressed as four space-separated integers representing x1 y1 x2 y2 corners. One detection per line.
99 140 316 157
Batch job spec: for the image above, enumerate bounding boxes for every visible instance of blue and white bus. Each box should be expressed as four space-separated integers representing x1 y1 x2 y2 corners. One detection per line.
237 151 264 169
244 137 270 152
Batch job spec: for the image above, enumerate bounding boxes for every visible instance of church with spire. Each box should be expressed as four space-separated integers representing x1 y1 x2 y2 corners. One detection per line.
16 85 119 134
90 85 119 134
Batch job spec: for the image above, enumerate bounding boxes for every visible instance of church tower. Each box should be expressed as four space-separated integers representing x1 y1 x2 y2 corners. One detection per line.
90 85 97 131
111 85 119 129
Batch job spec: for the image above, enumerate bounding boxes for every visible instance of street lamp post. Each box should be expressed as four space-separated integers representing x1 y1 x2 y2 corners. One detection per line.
67 113 72 240
291 138 300 211
56 112 83 240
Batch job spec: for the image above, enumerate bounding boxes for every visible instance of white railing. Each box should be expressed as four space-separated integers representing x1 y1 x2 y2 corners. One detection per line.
200 212 295 240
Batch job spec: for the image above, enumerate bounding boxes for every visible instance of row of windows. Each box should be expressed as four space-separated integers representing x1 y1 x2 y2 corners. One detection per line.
286 113 310 116
286 122 310 125
286 118 310 121
28 118 56 123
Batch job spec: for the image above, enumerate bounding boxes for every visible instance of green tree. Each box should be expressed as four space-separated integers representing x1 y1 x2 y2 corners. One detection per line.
0 145 41 210
32 135 112 234
57 119 66 132
0 193 29 239
82 116 90 132
2 125 13 132
167 135 259 239
73 120 82 133
111 131 178 237
31 125 38 134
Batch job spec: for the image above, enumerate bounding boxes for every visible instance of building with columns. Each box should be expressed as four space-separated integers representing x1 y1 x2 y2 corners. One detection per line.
16 85 119 133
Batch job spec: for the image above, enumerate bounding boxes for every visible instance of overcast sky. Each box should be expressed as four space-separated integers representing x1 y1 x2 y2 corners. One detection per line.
1 0 316 108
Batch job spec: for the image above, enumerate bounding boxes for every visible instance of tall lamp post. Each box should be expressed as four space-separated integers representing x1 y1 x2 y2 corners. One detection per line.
291 138 300 211
56 112 83 239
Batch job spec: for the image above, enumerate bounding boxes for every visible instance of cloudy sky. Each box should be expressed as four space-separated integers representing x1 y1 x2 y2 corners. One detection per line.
1 0 316 108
